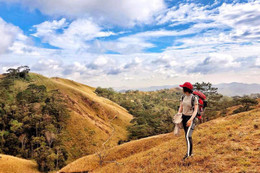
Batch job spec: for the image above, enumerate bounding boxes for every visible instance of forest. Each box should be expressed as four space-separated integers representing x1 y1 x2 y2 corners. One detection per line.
0 66 69 172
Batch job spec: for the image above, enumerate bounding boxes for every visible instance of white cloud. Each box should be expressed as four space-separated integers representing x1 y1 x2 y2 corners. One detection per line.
209 53 240 68
1 0 166 26
32 59 63 72
97 36 154 54
156 3 214 25
0 18 25 54
256 58 260 66
157 1 260 41
92 56 109 67
215 1 260 40
32 18 68 39
0 18 39 56
124 57 143 70
95 28 200 54
32 18 115 50
188 53 241 74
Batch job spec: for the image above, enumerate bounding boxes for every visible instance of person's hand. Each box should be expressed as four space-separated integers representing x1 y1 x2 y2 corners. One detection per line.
186 119 193 127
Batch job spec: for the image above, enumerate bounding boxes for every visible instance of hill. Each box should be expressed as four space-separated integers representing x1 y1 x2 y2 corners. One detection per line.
59 106 260 173
0 72 133 164
0 154 39 173
215 82 260 96
27 73 133 161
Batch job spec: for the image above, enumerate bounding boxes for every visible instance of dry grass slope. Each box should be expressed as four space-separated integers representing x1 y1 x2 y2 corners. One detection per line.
11 73 133 162
59 107 260 173
0 154 39 173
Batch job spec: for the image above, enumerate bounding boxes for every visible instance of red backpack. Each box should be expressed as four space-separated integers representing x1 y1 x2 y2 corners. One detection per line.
193 91 207 120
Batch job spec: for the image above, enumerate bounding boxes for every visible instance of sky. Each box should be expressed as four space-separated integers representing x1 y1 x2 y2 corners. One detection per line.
0 0 260 89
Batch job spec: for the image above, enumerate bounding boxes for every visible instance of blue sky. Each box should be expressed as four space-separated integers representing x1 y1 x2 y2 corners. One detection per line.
0 0 260 88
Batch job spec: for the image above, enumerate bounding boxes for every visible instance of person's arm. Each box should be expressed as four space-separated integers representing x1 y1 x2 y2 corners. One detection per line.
186 97 198 126
190 104 198 120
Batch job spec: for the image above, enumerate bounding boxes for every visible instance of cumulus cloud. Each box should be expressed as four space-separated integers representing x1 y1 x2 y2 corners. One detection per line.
0 17 38 56
86 56 112 70
32 18 68 39
0 18 25 54
0 0 166 26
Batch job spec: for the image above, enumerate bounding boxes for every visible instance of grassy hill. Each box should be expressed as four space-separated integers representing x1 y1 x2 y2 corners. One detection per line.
29 73 133 162
59 106 260 173
0 154 39 173
1 72 133 164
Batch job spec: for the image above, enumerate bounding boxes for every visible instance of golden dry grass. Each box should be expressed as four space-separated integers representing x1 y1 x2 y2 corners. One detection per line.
0 154 39 173
59 107 260 173
59 133 175 173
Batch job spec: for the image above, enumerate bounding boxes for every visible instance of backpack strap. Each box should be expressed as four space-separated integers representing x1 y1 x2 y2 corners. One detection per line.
191 94 200 117
181 95 185 102
191 94 195 108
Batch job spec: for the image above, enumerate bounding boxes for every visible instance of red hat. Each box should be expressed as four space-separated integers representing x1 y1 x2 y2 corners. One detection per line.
179 82 193 90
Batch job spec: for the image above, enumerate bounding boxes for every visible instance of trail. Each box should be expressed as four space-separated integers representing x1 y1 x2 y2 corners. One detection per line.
94 109 124 167
102 112 118 149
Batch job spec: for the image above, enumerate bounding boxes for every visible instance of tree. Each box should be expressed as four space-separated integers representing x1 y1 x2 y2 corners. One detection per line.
233 96 258 114
3 65 30 80
193 82 218 95
17 65 30 79
193 82 223 121
44 131 56 147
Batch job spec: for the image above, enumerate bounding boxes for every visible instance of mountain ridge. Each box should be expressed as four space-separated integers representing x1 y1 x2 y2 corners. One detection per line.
114 82 260 96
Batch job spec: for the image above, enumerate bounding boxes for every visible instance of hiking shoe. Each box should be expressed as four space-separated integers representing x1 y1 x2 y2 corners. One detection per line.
182 153 189 160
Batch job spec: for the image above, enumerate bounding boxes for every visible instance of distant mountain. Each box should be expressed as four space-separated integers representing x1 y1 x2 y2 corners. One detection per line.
115 82 260 96
214 82 260 96
115 85 178 92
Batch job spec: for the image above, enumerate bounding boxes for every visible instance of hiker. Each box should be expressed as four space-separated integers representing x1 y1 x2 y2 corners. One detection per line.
177 82 198 160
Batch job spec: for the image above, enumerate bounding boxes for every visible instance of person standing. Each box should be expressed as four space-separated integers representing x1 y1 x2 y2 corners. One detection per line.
177 82 198 160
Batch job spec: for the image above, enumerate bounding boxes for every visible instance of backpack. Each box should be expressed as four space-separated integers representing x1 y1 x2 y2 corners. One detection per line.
193 91 207 108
